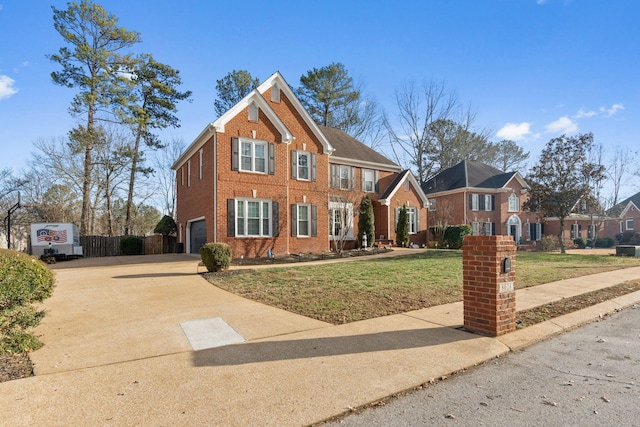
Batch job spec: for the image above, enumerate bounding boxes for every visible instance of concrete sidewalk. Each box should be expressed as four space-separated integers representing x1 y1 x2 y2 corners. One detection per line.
1 253 639 426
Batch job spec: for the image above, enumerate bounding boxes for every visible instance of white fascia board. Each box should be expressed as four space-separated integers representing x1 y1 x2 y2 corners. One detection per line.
171 123 215 170
620 201 639 217
212 91 293 143
378 172 430 208
329 156 402 173
258 72 335 155
427 187 510 198
505 172 530 189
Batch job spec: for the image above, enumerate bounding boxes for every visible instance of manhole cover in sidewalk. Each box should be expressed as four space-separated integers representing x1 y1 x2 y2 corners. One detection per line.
180 318 246 351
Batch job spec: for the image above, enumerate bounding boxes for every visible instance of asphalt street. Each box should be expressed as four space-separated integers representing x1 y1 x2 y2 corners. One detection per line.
327 304 640 427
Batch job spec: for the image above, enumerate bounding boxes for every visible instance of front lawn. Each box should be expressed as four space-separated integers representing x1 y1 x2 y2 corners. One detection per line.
205 250 640 324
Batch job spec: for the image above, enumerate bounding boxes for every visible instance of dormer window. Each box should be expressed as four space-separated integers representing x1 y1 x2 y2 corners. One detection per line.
248 102 258 121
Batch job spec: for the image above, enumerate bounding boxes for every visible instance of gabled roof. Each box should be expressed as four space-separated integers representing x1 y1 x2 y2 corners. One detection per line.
257 72 334 155
607 191 640 217
173 71 335 170
319 126 401 172
378 170 429 208
422 160 527 194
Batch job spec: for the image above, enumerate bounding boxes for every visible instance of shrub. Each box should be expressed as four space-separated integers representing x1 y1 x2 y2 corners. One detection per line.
357 195 375 248
539 235 560 252
396 206 410 247
616 231 635 244
200 243 232 272
596 237 615 248
444 225 471 249
154 215 177 236
120 236 143 255
629 232 640 245
0 249 55 354
573 237 586 249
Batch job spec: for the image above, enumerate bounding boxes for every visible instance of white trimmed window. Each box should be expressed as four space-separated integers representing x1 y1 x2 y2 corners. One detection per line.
570 223 581 239
484 222 493 236
627 218 634 230
329 201 354 238
471 221 480 236
428 199 436 211
240 140 267 173
187 160 191 187
484 195 492 211
407 207 418 234
235 199 271 237
508 193 519 212
470 194 479 211
295 151 310 180
291 204 317 237
199 149 203 180
330 164 354 190
362 169 375 192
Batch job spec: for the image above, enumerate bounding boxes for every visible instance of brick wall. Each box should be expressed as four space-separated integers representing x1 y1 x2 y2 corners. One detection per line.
462 235 516 336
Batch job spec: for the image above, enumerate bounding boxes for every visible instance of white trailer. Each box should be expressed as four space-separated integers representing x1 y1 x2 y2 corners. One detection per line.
30 223 83 259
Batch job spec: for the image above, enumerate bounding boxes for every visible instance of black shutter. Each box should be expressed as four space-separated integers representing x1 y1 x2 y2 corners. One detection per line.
469 194 473 210
291 204 297 236
491 195 495 211
231 138 239 171
541 223 545 236
311 153 316 182
479 195 485 211
227 199 235 237
374 170 379 193
311 205 317 237
492 222 496 236
268 143 275 175
272 202 279 237
291 150 297 179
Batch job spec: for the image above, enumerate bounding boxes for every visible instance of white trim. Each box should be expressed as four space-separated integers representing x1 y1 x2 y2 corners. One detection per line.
378 172 429 208
185 216 206 254
257 72 334 154
329 156 402 173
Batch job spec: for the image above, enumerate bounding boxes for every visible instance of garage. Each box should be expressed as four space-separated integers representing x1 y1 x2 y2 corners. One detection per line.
189 219 207 254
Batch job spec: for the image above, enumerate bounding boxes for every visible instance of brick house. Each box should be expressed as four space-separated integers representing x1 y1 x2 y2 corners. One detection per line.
603 191 640 240
422 160 542 243
172 72 428 257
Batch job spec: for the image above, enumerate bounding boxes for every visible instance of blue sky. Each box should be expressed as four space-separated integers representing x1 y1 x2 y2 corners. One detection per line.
0 0 638 196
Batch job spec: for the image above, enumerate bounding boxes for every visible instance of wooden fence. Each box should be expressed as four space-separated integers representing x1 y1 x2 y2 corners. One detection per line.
80 235 177 258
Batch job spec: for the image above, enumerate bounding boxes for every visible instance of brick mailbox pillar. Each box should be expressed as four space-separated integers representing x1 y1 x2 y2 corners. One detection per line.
462 235 516 337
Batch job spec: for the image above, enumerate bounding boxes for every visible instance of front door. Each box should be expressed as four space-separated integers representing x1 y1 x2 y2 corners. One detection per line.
507 215 521 244
510 225 517 241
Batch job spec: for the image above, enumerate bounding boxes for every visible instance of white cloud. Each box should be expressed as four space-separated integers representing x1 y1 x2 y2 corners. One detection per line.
545 116 578 134
0 75 18 99
496 122 532 141
600 103 624 117
572 108 597 119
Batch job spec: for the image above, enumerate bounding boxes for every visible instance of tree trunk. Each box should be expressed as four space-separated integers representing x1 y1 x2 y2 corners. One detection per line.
124 127 142 236
558 217 566 254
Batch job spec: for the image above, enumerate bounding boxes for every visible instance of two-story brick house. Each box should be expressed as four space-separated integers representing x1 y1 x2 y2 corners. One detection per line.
172 72 428 257
603 191 640 239
422 160 542 243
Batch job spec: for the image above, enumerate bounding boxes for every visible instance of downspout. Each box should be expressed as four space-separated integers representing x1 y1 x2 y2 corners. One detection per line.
286 141 290 255
464 190 468 225
212 126 217 243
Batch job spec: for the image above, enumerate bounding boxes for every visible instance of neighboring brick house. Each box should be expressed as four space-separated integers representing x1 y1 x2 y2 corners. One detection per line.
422 160 542 243
603 192 640 239
542 193 606 243
172 72 428 257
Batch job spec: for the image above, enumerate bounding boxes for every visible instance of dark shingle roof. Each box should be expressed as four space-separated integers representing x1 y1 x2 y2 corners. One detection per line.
319 126 398 167
378 170 410 200
422 160 515 194
607 191 640 216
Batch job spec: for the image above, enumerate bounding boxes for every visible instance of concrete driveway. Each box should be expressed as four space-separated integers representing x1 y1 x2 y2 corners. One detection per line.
32 254 330 374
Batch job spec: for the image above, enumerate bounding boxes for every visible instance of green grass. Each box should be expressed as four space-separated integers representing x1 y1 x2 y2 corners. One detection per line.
206 250 640 324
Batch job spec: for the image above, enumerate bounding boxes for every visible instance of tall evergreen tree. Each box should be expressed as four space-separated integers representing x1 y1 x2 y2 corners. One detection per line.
214 70 260 117
123 54 191 235
396 205 410 248
357 195 375 248
49 0 141 235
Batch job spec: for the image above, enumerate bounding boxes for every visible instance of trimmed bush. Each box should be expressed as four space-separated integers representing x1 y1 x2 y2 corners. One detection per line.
120 236 143 255
0 249 55 354
396 206 410 247
444 225 471 249
200 243 232 272
573 237 586 249
596 237 615 248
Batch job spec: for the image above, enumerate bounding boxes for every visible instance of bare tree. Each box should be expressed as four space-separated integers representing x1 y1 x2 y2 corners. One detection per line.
384 79 462 185
151 137 185 218
428 199 454 247
609 145 635 206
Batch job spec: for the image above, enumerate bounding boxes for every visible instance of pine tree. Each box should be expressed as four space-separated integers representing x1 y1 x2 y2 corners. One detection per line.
357 195 375 248
396 205 410 247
